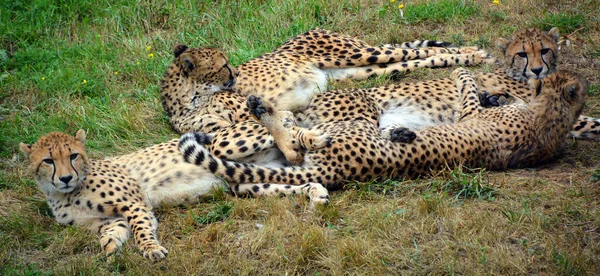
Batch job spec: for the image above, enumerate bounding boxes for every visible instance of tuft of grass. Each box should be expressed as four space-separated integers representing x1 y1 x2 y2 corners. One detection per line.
552 247 584 276
399 0 480 24
534 12 587 34
193 202 233 225
471 35 491 49
428 166 497 201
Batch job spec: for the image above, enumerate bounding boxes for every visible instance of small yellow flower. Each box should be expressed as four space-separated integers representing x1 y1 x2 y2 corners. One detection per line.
41 77 46 81
83 79 87 84
390 0 395 2
136 61 141 65
398 3 404 9
148 53 154 58
146 46 152 51
114 71 119 75
492 0 500 4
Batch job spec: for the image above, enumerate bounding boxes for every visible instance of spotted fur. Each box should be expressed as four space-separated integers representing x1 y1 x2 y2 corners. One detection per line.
179 69 588 189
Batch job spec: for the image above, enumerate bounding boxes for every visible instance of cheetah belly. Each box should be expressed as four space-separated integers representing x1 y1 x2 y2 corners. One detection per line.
275 66 328 112
142 163 226 206
239 147 291 168
379 106 443 131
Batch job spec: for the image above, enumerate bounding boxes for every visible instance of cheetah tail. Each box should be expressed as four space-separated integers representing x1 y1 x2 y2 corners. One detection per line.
396 40 455 49
178 132 323 186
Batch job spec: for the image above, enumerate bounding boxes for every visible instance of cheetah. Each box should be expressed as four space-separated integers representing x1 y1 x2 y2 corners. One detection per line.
19 130 330 260
160 28 495 162
178 68 588 190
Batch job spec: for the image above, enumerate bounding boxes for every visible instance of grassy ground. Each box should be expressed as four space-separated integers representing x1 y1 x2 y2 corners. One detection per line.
2 0 600 274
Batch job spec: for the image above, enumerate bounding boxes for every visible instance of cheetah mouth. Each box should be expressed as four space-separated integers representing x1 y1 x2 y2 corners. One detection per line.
225 79 235 89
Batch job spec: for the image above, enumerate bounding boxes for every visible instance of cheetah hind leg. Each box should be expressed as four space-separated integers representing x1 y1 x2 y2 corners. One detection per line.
232 182 330 206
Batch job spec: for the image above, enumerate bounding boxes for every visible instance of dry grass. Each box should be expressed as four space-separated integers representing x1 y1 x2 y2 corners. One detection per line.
2 0 600 275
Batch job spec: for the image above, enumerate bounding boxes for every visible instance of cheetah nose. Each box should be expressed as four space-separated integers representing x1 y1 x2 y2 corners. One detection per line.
59 175 73 184
531 67 543 76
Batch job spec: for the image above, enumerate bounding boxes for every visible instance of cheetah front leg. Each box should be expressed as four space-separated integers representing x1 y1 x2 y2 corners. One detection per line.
120 203 168 261
246 96 305 165
89 217 131 257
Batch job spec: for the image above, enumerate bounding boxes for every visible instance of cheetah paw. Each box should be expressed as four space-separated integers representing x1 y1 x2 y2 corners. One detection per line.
305 130 331 151
472 50 497 64
247 95 268 119
478 91 501 108
142 244 168 262
100 236 123 257
390 127 417 143
308 183 330 205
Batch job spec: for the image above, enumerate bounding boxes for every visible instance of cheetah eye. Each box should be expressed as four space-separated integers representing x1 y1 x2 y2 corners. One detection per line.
70 153 79 161
42 158 54 165
516 52 527 58
540 48 550 55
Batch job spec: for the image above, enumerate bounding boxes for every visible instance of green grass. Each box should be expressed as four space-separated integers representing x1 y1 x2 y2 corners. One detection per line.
193 202 234 225
534 12 588 34
399 0 480 24
2 0 600 274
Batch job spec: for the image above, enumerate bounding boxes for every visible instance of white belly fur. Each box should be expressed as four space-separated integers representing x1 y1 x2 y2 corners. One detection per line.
379 106 440 131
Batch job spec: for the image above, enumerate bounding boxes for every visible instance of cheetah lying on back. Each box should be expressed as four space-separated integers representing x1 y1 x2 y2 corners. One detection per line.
19 131 329 261
179 68 588 190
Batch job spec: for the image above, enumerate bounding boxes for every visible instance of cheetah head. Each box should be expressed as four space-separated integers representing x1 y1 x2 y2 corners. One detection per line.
529 70 588 126
20 129 90 194
172 45 239 92
497 27 560 81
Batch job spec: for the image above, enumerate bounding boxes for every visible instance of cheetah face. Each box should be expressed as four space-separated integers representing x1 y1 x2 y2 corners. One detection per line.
530 70 588 120
497 27 560 81
20 130 89 194
172 45 239 91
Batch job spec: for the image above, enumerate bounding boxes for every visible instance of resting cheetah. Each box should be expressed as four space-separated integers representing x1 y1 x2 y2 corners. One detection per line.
179 69 588 189
161 28 494 136
19 130 329 260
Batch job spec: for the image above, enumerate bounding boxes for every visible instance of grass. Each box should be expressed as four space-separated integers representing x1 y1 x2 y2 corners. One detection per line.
2 0 600 274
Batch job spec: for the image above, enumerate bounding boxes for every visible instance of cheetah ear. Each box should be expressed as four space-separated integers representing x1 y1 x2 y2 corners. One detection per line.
565 83 580 101
173 44 188 58
19 142 32 156
181 56 195 74
496 38 510 52
547 27 560 42
74 129 86 145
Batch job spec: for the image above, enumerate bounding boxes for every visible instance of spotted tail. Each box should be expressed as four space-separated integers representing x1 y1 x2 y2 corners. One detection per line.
178 132 324 186
385 40 455 49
